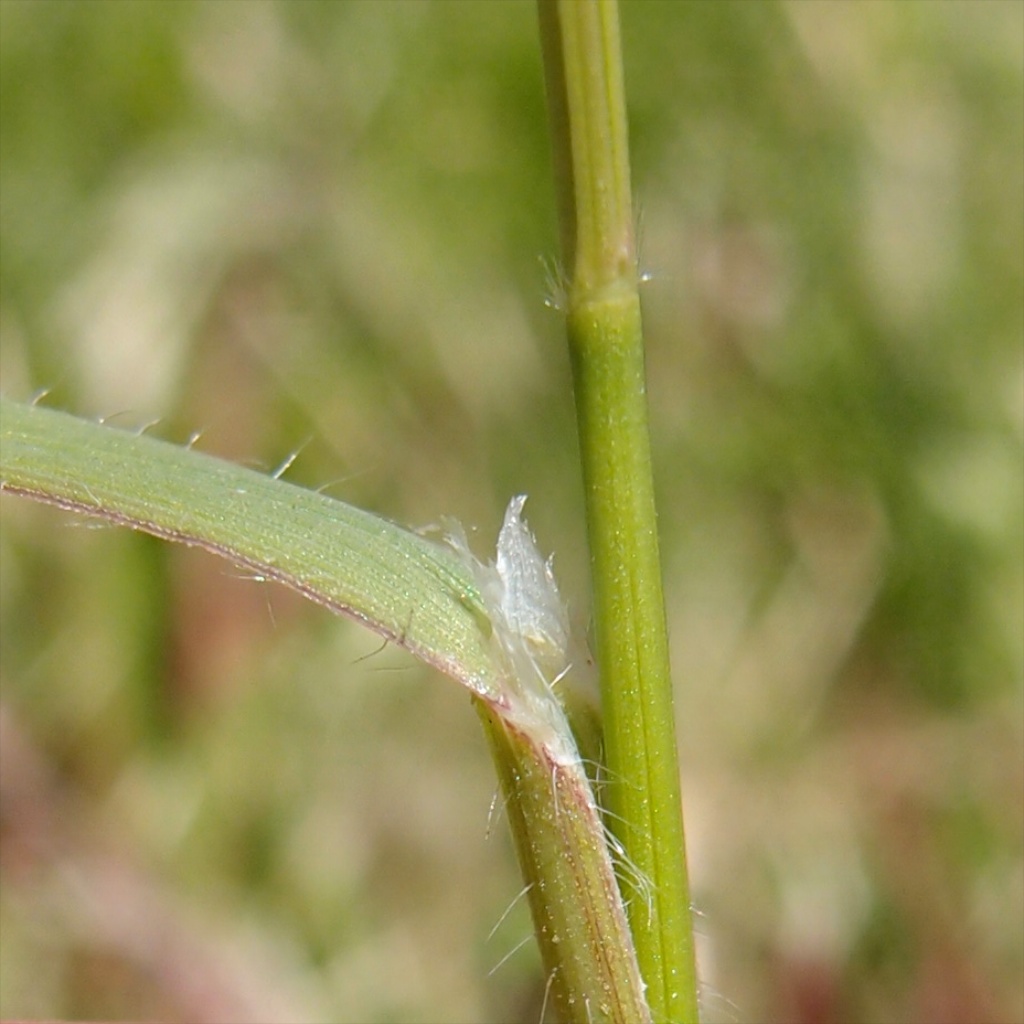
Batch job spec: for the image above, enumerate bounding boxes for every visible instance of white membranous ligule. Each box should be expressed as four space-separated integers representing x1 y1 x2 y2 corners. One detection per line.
495 495 569 671
443 495 579 765
448 497 650 885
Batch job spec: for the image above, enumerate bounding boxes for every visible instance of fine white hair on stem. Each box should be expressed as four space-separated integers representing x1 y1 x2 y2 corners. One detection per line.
549 763 563 821
698 980 742 1024
531 658 573 705
351 635 391 665
70 517 112 532
538 964 559 1024
134 418 162 437
225 566 268 584
540 254 569 313
313 473 362 496
97 409 134 426
80 481 103 510
263 591 277 630
271 438 310 480
600 814 656 924
488 881 534 942
487 932 533 978
485 785 508 839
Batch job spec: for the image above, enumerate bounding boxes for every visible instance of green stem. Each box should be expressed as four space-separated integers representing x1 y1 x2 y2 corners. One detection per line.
477 701 649 1024
538 2 699 1021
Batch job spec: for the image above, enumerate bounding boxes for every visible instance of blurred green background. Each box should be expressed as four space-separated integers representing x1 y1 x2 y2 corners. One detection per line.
1 1 1021 1021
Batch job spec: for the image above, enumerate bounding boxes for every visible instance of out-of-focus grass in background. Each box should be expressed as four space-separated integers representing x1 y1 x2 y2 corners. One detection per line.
0 2 1020 1022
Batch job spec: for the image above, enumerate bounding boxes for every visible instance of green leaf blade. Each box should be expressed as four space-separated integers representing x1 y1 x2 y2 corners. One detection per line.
0 398 498 699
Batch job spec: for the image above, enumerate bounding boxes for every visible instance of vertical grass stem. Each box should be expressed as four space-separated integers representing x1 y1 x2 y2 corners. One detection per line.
538 2 700 1019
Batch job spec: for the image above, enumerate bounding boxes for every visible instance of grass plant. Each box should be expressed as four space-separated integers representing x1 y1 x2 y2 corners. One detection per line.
1 2 693 1020
1 3 1020 1023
